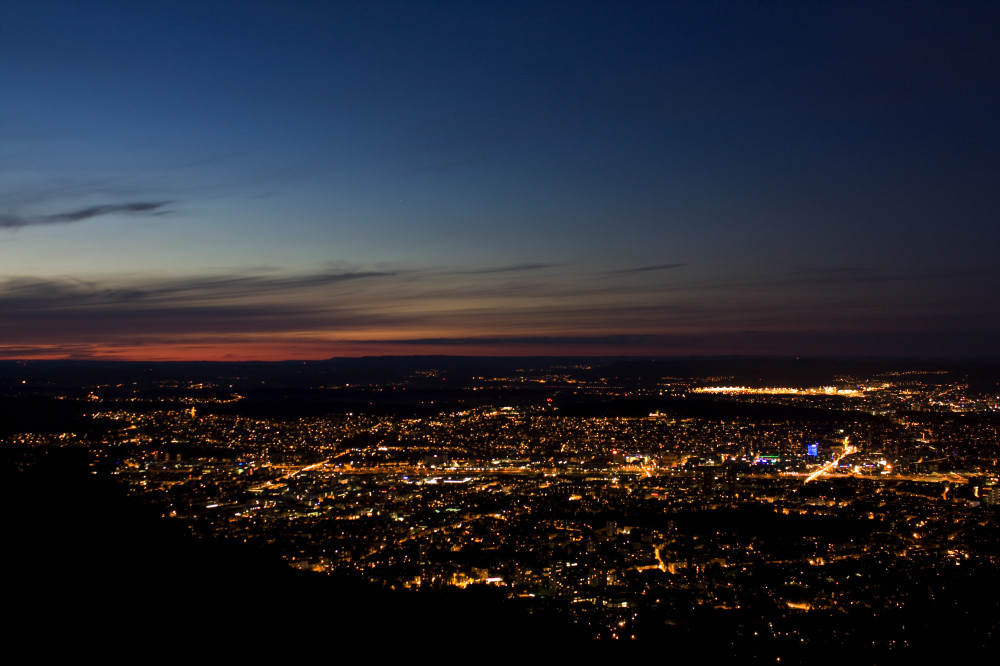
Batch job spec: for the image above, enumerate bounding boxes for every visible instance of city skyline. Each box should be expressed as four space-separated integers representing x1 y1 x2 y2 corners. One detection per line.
5 355 999 651
3 1 998 360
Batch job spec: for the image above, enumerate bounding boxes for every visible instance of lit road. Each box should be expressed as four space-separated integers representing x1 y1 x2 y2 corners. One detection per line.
653 544 668 572
250 458 329 492
789 471 968 484
804 436 855 484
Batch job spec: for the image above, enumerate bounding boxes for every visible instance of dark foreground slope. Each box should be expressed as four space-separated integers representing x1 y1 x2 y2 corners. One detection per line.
0 448 582 650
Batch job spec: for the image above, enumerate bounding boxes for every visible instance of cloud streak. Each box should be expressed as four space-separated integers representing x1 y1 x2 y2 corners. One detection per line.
356 334 661 347
444 263 554 275
608 263 685 275
1 260 996 360
0 201 171 229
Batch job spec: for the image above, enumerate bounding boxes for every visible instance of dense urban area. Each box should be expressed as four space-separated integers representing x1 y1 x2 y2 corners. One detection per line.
3 357 999 657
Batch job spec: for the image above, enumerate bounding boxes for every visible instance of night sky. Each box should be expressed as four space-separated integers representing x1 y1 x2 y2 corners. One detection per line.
2 1 998 360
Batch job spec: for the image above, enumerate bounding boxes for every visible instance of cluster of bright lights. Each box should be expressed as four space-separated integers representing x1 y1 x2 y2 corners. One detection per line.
693 386 869 396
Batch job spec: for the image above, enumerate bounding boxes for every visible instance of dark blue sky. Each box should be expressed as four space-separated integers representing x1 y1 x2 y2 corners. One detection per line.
2 1 998 359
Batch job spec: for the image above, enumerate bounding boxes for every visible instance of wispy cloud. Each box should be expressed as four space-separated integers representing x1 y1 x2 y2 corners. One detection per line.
608 263 685 275
446 263 554 275
1 260 995 360
0 201 171 229
0 268 397 315
356 334 661 347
